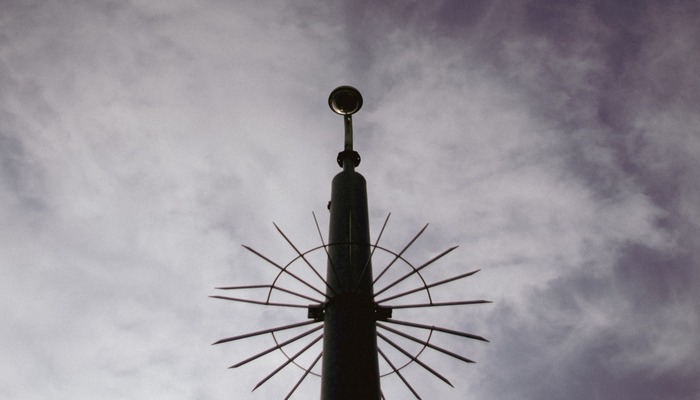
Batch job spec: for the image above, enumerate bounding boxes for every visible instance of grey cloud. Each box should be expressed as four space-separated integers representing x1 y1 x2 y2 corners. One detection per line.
339 2 699 399
1 0 698 399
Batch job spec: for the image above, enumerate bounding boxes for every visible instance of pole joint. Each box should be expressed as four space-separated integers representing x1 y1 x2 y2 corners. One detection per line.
337 150 361 167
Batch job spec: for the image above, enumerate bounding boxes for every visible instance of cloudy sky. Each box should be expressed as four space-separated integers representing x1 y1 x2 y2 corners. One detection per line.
2 0 699 399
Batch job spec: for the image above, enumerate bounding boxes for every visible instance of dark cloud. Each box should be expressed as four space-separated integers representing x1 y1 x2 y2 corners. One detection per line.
481 265 700 400
337 2 700 399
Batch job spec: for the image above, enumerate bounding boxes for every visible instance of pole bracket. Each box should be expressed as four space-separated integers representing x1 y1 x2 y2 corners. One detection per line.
307 304 325 321
374 305 393 321
337 150 361 168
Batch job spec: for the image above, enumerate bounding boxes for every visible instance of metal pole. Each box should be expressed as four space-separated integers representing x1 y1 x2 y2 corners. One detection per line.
344 115 353 152
321 86 381 400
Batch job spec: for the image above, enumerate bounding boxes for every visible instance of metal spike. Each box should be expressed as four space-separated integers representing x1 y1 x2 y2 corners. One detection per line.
230 324 324 368
252 334 324 392
242 245 329 299
378 332 453 387
284 351 323 400
372 223 428 286
313 211 344 293
212 320 318 345
354 212 391 292
378 347 422 399
215 284 324 304
374 245 458 298
376 269 480 304
216 284 269 290
377 323 475 364
389 300 492 309
384 318 489 342
209 295 311 309
273 222 338 296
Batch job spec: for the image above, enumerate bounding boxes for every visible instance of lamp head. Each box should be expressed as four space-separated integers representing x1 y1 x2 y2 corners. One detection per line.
328 86 363 115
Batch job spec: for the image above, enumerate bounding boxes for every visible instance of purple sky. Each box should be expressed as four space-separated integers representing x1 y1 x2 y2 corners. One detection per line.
1 1 699 399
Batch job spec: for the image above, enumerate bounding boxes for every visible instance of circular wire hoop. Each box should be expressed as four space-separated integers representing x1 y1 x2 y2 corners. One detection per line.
266 241 436 378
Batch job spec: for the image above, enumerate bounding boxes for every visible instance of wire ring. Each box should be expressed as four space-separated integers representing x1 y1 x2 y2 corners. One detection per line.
266 242 436 377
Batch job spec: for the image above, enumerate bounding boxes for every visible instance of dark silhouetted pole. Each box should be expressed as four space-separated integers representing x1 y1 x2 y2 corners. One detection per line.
321 86 381 400
212 85 489 399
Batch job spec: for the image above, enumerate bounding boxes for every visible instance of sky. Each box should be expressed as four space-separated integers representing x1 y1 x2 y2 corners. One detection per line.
1 0 699 399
